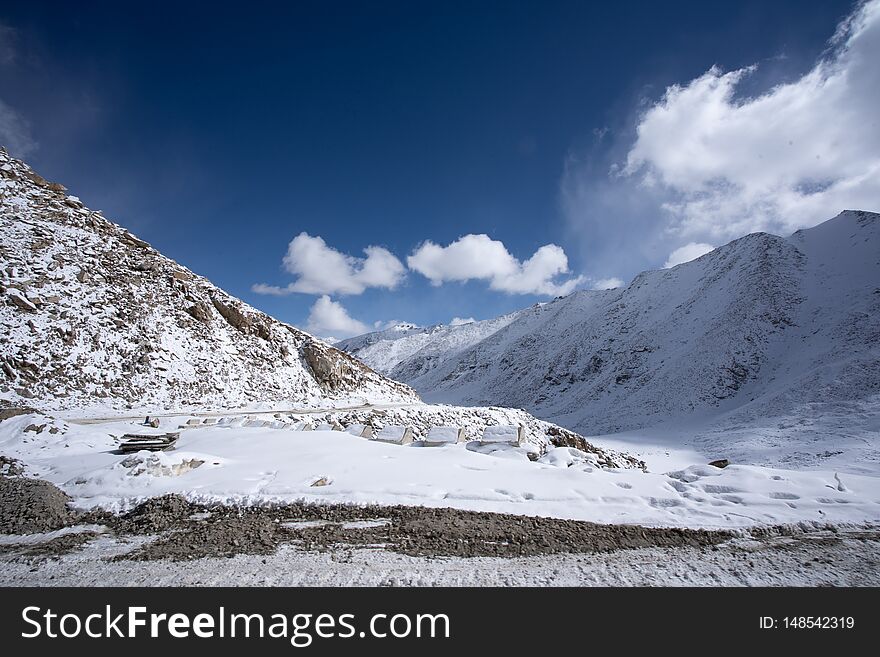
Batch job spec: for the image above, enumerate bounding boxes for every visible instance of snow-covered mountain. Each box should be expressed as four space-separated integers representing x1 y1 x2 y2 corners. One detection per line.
340 211 880 469
336 312 523 375
0 148 418 412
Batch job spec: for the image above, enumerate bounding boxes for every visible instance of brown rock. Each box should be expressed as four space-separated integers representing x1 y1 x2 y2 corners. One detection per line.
211 297 251 333
133 260 159 273
255 321 271 341
302 341 368 392
185 301 212 323
7 289 37 312
0 406 36 421
22 170 51 188
119 231 150 249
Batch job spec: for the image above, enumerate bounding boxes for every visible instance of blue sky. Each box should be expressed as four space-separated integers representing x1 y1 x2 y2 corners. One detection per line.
2 0 876 338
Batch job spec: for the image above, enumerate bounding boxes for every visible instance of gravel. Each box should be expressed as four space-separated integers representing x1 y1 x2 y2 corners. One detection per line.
0 474 76 534
1 473 729 561
116 499 729 561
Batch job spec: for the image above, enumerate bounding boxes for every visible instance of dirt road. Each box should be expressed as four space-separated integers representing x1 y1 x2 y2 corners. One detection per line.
64 402 420 425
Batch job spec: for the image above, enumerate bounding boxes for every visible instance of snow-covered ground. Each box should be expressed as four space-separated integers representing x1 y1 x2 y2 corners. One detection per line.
3 412 878 530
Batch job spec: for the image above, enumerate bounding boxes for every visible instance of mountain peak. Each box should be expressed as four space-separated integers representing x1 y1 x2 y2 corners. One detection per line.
391 322 421 332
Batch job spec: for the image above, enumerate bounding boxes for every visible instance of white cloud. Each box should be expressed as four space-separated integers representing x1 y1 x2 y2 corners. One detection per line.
254 233 406 296
407 234 584 296
304 295 369 339
449 317 475 326
663 242 715 268
250 283 292 296
592 277 624 290
0 98 37 157
623 0 880 241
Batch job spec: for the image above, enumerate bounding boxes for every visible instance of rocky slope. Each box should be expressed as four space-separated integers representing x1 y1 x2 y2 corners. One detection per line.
339 211 880 452
0 148 418 412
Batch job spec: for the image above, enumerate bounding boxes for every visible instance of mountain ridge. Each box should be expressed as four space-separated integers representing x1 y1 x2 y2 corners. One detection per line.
339 210 880 470
0 148 418 412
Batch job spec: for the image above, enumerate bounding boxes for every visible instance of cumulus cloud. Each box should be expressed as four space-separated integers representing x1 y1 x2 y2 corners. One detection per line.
253 233 406 296
623 0 880 240
663 242 715 268
407 234 584 296
449 317 476 326
250 283 291 296
0 98 37 157
304 295 369 338
591 277 624 290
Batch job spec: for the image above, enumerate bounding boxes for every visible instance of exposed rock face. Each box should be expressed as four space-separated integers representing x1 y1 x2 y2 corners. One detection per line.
185 301 212 324
0 147 417 411
302 341 379 392
210 296 252 333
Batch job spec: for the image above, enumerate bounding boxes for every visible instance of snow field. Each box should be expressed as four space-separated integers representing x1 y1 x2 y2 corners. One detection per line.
2 413 878 530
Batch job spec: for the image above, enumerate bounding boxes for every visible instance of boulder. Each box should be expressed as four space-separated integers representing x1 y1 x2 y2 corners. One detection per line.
185 301 212 323
133 260 159 273
119 231 150 249
6 289 37 312
211 297 251 333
